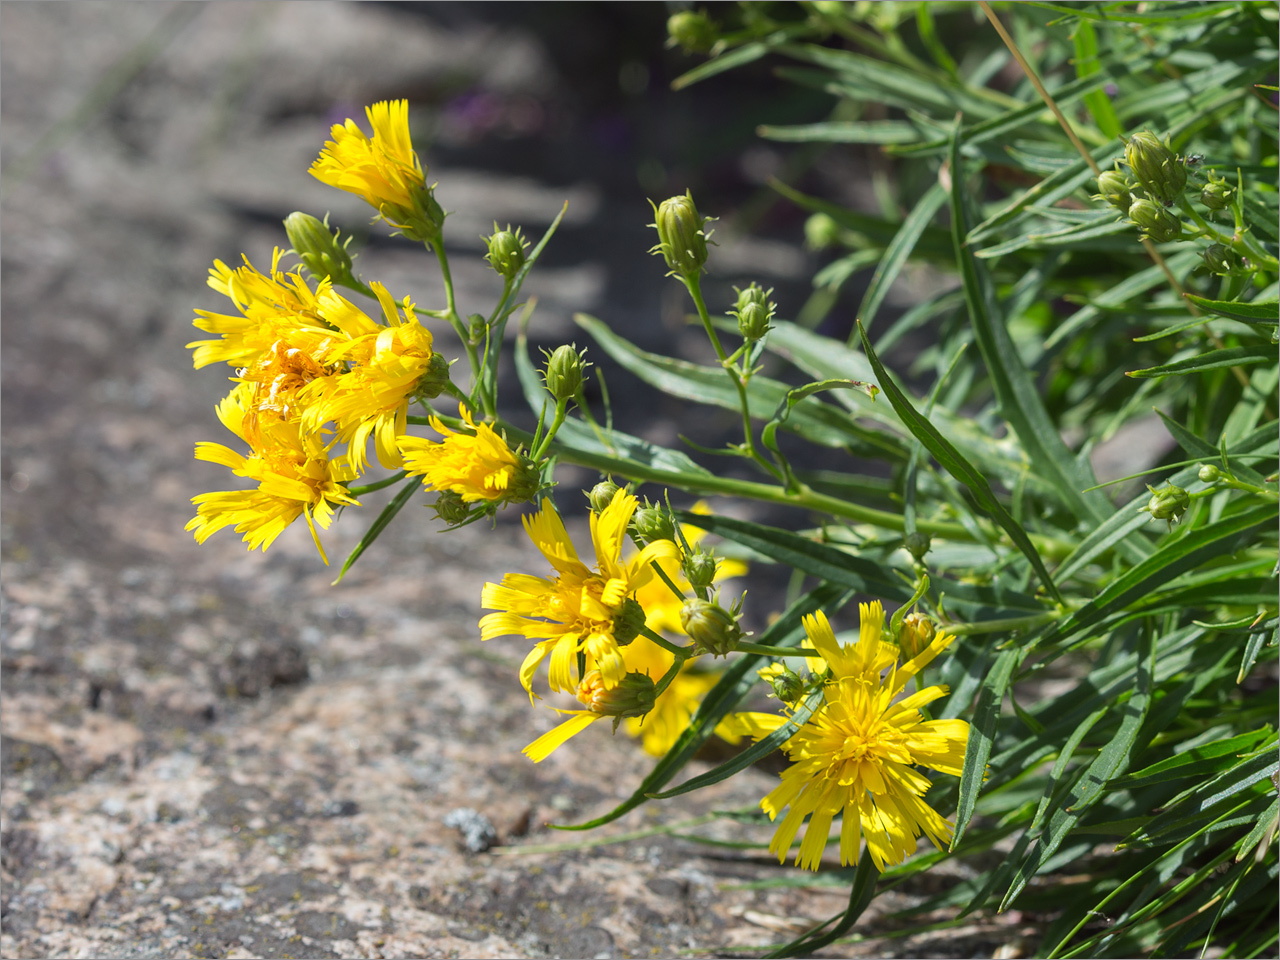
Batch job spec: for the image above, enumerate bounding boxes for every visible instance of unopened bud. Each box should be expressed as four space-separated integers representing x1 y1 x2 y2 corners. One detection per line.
681 598 742 657
1200 175 1234 212
632 505 675 544
587 480 621 514
1198 464 1221 483
484 224 528 280
899 612 935 660
1143 482 1190 523
759 663 804 704
683 550 718 591
1128 197 1182 244
1202 243 1240 275
577 670 656 720
467 313 488 343
543 344 588 402
1125 131 1186 205
650 191 713 277
1094 167 1134 212
667 10 717 53
804 212 841 250
433 490 471 526
285 212 355 284
413 352 454 401
611 597 646 646
904 531 932 562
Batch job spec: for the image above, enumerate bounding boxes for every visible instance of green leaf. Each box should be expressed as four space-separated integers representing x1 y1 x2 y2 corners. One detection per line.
1001 627 1154 909
1184 295 1280 325
648 689 822 800
769 178 954 256
671 40 771 91
766 847 878 958
858 320 1064 602
1127 345 1277 379
758 119 924 144
1153 408 1270 487
856 182 949 333
949 125 1115 531
952 647 1021 848
1038 503 1279 653
1118 728 1277 788
1046 249 1203 349
974 215 1131 258
1239 625 1275 684
1072 20 1123 139
331 477 419 584
552 582 852 831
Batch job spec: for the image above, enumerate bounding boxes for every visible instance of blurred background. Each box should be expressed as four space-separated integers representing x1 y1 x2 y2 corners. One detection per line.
0 4 1008 958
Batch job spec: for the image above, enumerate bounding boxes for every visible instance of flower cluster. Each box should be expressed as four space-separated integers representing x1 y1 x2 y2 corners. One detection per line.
188 100 534 561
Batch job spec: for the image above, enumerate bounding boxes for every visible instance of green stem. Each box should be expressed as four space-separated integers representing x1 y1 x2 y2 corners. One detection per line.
943 611 1063 637
345 470 409 496
685 275 784 481
651 656 685 699
335 276 379 300
1178 197 1279 270
638 624 694 659
429 241 482 394
649 559 688 605
531 399 569 461
737 642 820 658
1220 477 1280 502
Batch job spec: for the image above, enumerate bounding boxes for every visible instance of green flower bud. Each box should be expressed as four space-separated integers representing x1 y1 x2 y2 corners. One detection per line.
412 352 454 401
432 490 471 526
632 505 675 544
1124 131 1186 205
1198 464 1221 483
611 597 647 646
729 283 775 341
285 212 355 285
761 664 805 704
484 223 528 280
682 550 718 591
680 598 743 657
396 185 448 247
1143 482 1190 524
1128 197 1182 244
804 212 841 250
576 670 656 721
587 480 622 514
904 531 932 562
667 10 717 53
1202 243 1240 275
650 191 713 278
1200 175 1235 212
543 344 589 402
898 612 935 661
1094 167 1134 212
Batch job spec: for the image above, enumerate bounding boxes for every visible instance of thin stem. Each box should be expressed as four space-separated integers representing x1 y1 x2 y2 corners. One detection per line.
942 611 1063 636
345 470 409 496
649 559 689 605
531 399 569 461
430 241 481 386
651 656 686 699
685 275 784 481
638 624 693 659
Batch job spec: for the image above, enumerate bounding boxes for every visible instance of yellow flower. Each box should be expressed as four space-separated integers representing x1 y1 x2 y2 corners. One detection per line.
398 405 535 505
309 100 442 240
301 283 438 471
523 669 659 763
186 385 359 564
479 490 679 696
188 250 333 370
726 602 968 872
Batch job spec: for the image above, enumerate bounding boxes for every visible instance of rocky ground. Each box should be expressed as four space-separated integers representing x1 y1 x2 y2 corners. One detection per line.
0 5 1040 958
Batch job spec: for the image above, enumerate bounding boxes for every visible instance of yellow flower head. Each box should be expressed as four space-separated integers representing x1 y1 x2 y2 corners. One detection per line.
302 283 438 472
186 385 359 564
399 404 535 505
188 250 332 370
479 489 679 697
309 100 443 240
725 602 968 872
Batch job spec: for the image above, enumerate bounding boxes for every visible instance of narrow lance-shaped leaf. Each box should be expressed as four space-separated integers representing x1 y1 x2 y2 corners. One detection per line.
1127 344 1276 379
854 181 948 337
949 123 1113 531
332 477 420 584
952 646 1022 848
858 320 1064 602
